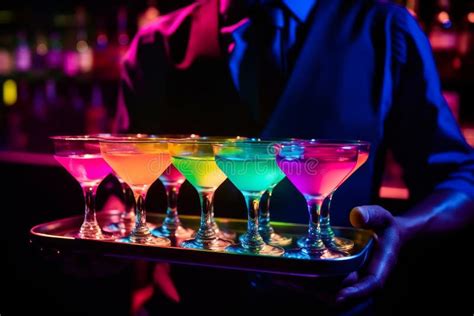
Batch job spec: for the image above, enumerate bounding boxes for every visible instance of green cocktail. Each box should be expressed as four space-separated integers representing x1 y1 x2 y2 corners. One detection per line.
172 156 227 191
214 141 284 256
215 156 284 192
170 137 242 251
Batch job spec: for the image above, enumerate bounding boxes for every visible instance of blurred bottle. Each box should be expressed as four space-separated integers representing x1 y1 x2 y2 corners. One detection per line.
458 3 474 125
85 84 108 134
6 79 28 150
429 0 459 82
33 33 48 73
458 4 474 78
26 84 50 152
75 6 93 74
15 32 32 72
117 5 130 59
69 85 86 134
0 43 14 76
93 26 112 78
63 33 80 77
47 32 63 71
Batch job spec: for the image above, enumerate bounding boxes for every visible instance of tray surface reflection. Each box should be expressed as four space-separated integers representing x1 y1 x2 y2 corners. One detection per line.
30 211 374 277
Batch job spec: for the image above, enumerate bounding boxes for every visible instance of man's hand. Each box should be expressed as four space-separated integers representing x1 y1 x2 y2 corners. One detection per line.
336 205 402 304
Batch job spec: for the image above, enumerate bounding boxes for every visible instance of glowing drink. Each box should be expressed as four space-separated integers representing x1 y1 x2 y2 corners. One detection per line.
172 156 227 191
277 147 358 198
169 137 240 251
54 154 112 187
214 141 285 256
276 141 358 259
51 136 113 240
100 137 171 246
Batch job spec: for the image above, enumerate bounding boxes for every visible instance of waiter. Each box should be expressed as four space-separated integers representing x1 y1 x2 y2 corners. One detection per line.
114 0 474 312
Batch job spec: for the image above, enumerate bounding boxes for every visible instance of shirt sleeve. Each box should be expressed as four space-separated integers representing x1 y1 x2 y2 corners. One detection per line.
384 7 474 201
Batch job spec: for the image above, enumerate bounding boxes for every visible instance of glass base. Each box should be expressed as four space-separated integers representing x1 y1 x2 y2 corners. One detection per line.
117 234 171 246
217 229 237 242
103 222 132 237
65 230 116 240
181 238 232 251
259 232 293 247
225 244 284 257
298 236 354 251
152 225 195 239
73 220 116 240
283 248 348 260
193 229 236 242
102 222 121 233
324 236 355 251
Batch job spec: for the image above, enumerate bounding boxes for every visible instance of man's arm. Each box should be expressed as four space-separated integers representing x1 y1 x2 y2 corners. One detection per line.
396 190 474 242
337 190 473 303
338 5 474 303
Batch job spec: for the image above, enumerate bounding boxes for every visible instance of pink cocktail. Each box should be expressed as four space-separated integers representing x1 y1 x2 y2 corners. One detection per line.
160 165 186 185
51 136 113 240
278 148 358 198
152 133 198 239
152 164 195 238
309 140 371 251
276 141 359 259
54 154 112 187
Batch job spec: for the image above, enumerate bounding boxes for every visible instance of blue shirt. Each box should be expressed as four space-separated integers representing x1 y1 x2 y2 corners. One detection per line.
119 0 474 225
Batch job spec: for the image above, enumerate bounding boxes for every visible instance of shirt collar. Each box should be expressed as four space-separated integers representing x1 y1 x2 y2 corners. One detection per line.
281 0 317 23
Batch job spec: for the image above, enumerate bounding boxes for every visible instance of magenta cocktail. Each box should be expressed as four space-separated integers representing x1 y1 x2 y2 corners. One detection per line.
54 154 112 187
152 164 194 238
276 141 358 259
52 136 113 239
316 140 371 251
152 134 198 239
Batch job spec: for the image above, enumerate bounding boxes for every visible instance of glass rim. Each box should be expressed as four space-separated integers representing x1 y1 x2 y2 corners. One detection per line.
169 136 247 144
50 135 101 142
92 133 198 140
307 139 370 146
98 135 170 143
278 139 370 148
213 141 281 148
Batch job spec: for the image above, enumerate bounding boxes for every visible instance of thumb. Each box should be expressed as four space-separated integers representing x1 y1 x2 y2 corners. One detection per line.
350 205 394 230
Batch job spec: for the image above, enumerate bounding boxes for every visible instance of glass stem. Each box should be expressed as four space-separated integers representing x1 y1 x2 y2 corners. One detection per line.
242 192 265 250
195 190 217 241
120 183 135 233
303 197 325 253
79 185 103 238
130 190 151 241
162 183 182 230
258 189 274 237
320 193 335 241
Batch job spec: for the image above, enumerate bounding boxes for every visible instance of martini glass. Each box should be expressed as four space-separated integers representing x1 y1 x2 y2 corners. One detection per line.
276 141 358 259
214 141 284 256
51 135 114 239
107 176 136 236
151 134 198 239
297 140 370 251
257 181 293 246
151 164 194 238
169 137 240 251
100 136 171 246
95 134 149 236
254 138 295 247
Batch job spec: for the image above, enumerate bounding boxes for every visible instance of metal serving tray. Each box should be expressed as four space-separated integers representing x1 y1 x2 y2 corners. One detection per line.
30 211 374 277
